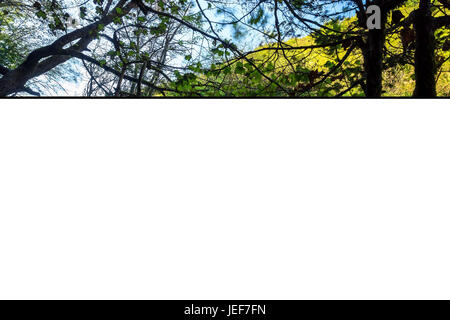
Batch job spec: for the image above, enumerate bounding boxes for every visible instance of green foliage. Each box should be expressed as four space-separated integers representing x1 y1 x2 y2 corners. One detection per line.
0 0 448 96
165 0 449 97
0 8 29 69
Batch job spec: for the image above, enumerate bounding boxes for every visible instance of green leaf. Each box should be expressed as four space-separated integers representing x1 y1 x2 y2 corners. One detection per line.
36 10 47 19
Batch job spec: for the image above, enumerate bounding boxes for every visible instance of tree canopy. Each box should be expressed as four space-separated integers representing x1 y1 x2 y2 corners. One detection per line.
0 0 448 97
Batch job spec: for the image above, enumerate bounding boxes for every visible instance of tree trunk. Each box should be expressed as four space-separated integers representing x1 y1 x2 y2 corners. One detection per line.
362 10 387 97
413 0 436 97
0 67 34 96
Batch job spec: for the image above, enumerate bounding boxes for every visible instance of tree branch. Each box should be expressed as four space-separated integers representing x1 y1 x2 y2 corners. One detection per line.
19 86 41 96
433 15 450 30
0 65 10 75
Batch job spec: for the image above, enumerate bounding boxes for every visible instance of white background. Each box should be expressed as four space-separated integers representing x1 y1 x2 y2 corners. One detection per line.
0 99 449 299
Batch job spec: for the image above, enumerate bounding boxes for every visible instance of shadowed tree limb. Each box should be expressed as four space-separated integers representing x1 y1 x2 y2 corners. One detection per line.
0 0 137 96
